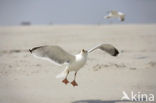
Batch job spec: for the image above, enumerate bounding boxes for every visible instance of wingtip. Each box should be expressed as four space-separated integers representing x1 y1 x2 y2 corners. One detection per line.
29 49 32 53
113 49 119 56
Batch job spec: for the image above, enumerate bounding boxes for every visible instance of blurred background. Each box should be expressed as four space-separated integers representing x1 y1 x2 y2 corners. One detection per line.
0 0 156 26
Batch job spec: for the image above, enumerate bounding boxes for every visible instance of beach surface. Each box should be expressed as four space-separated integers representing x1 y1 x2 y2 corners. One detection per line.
0 24 156 103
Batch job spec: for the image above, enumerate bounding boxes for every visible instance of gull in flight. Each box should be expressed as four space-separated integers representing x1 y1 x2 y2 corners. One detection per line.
29 43 119 86
104 10 125 21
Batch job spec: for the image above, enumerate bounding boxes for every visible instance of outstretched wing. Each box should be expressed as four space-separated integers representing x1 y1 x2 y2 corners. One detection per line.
88 44 119 56
29 45 75 65
111 10 118 15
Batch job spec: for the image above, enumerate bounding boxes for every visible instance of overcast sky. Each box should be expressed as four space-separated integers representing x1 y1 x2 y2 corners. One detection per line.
0 0 156 25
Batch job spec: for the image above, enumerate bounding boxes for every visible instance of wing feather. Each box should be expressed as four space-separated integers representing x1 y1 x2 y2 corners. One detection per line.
29 45 75 65
88 44 119 56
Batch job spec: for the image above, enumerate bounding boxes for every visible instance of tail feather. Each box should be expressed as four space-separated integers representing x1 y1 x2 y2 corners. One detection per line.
56 70 67 79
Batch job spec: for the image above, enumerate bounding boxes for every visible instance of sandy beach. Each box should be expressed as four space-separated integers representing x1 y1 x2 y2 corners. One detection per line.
0 24 156 103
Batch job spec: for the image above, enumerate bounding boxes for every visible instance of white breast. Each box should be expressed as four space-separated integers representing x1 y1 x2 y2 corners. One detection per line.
68 53 87 71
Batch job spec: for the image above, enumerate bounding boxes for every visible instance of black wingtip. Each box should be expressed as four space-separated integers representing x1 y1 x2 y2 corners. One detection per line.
113 49 119 56
29 46 42 54
29 49 32 53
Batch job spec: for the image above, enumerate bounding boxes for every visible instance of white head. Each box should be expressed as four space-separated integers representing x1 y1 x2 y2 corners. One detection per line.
80 49 88 56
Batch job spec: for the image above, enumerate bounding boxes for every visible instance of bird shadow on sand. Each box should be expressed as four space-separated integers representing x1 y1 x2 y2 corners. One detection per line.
72 99 137 103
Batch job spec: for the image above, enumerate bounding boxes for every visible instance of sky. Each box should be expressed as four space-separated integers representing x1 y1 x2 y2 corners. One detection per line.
0 0 156 26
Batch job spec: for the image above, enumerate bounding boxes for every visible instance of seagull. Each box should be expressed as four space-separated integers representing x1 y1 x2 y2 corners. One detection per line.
29 43 119 86
104 10 125 21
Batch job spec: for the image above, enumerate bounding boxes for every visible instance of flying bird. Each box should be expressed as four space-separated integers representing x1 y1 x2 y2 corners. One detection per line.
104 10 125 21
29 43 119 87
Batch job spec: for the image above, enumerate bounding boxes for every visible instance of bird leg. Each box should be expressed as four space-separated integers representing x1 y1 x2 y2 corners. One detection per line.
62 70 69 85
71 72 78 87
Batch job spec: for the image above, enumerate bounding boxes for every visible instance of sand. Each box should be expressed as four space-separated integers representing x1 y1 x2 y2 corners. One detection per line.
0 24 156 103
